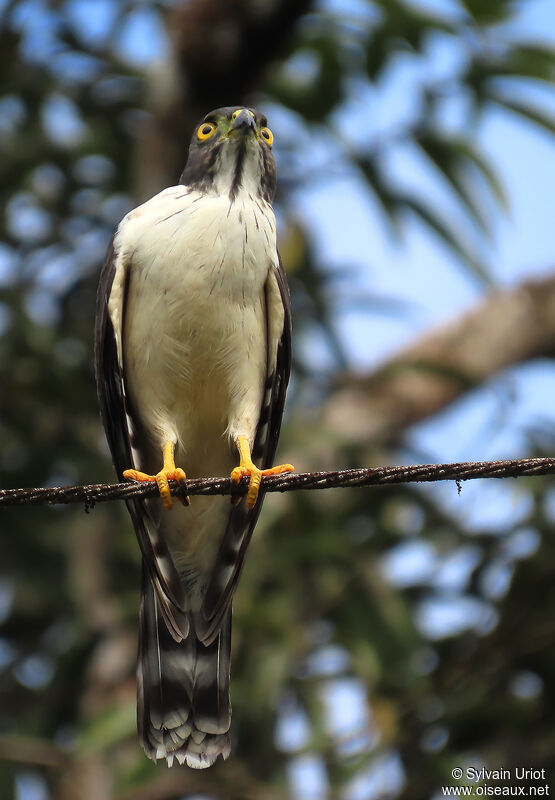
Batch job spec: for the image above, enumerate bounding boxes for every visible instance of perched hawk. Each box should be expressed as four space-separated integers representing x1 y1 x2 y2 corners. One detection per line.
94 107 293 768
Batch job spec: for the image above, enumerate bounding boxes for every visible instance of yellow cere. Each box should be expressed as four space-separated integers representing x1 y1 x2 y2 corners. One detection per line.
231 108 254 121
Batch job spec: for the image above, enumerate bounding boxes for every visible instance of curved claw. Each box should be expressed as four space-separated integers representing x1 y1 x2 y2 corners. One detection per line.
123 441 188 509
155 467 188 509
231 458 294 509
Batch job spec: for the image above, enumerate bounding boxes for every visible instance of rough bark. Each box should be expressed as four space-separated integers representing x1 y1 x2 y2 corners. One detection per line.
322 271 555 446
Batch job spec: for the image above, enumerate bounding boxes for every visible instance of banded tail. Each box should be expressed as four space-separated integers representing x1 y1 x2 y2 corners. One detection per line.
137 566 232 768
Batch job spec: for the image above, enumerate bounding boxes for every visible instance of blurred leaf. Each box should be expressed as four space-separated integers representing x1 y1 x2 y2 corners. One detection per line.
78 701 136 754
357 153 400 238
460 0 519 26
417 131 493 236
366 0 456 79
448 136 508 210
490 95 555 137
505 44 555 83
268 34 344 121
394 192 491 283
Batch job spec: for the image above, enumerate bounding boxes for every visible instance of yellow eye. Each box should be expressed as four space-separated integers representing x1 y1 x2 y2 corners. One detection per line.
260 127 274 147
197 122 216 141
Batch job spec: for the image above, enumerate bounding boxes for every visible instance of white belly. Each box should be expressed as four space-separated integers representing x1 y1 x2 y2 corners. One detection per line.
113 186 277 586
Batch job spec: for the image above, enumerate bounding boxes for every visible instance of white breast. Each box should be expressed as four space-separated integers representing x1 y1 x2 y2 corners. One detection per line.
117 183 276 440
121 185 276 302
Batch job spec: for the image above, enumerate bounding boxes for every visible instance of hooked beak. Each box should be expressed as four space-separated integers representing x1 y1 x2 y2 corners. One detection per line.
230 109 256 134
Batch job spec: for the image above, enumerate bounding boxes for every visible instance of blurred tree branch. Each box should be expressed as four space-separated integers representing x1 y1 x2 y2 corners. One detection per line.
0 736 67 769
323 271 555 445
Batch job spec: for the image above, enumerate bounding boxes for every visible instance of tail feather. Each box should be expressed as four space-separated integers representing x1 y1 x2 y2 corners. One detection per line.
151 571 190 643
137 566 231 769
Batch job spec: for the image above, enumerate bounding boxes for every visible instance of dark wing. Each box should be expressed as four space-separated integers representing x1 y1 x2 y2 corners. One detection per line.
197 256 292 644
254 256 292 470
94 240 188 639
94 239 133 475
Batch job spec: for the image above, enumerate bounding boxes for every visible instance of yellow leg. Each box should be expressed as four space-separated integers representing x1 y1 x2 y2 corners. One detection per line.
123 441 188 510
230 435 294 509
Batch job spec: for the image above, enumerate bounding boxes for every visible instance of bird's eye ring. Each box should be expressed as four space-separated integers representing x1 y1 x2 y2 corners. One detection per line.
260 127 274 147
198 123 216 141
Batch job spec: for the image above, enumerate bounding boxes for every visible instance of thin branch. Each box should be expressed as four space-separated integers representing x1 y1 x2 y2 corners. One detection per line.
0 457 554 508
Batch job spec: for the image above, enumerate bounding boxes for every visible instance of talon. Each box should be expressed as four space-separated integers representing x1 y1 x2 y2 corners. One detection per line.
123 468 156 482
247 468 262 509
230 465 249 483
123 442 189 509
231 435 294 509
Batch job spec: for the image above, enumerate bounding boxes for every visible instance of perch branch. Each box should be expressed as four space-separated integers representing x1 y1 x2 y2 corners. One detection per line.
0 457 554 508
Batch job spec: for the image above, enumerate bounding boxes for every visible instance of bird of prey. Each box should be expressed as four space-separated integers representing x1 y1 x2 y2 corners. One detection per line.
94 106 293 768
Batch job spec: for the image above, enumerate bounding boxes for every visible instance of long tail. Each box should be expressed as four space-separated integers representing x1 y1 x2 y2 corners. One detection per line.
137 566 232 768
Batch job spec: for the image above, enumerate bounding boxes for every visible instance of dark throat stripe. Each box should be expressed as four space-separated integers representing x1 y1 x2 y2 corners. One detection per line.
229 141 247 203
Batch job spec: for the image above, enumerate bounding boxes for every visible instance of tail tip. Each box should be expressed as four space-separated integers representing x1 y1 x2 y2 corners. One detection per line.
147 733 231 769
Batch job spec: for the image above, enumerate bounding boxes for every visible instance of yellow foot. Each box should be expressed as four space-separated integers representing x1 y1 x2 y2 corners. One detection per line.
123 441 188 510
231 436 294 509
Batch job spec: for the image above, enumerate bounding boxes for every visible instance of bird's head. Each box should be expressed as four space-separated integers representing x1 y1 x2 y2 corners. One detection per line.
180 106 276 203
